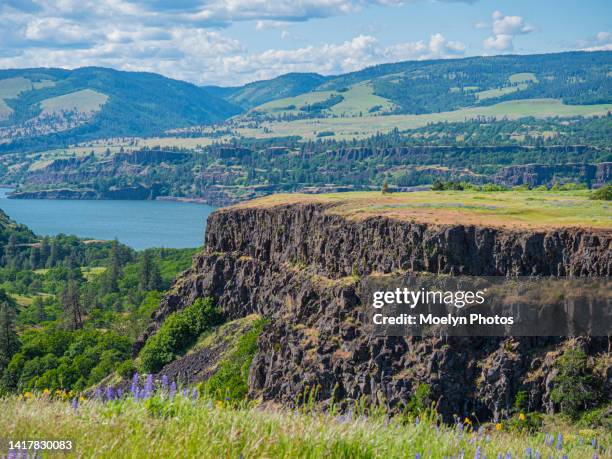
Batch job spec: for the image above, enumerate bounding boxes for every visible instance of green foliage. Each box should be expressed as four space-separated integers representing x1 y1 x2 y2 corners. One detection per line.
0 289 19 369
2 328 131 392
117 359 136 380
502 412 544 433
590 184 612 201
401 383 434 420
202 317 267 402
139 297 223 373
551 348 602 419
577 404 612 430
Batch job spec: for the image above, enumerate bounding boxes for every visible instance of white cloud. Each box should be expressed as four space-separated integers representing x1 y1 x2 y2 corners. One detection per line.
0 0 470 85
579 31 612 51
481 11 534 53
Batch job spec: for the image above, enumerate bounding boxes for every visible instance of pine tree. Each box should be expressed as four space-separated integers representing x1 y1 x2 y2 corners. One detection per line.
32 296 46 323
61 280 83 330
105 239 122 293
139 250 162 291
0 290 19 368
47 239 59 268
29 247 40 269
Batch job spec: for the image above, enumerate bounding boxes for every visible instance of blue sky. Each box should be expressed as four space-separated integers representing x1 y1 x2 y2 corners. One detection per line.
0 0 610 85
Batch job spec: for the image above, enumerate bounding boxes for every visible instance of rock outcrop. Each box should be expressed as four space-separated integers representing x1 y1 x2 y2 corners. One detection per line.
493 162 611 188
135 202 611 421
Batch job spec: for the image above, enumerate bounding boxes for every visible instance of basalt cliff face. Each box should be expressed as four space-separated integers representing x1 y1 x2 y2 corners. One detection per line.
136 203 611 421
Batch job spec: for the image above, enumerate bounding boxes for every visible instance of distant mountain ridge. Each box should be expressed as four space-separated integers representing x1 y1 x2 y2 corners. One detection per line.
0 67 241 150
0 51 610 151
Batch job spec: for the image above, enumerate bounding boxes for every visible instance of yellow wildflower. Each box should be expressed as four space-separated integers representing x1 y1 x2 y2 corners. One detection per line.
464 417 472 425
519 413 526 421
42 388 51 396
79 396 87 402
495 423 502 431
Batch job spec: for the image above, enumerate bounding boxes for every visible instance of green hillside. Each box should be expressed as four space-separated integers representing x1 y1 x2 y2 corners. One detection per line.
237 51 611 118
205 72 327 109
0 67 241 151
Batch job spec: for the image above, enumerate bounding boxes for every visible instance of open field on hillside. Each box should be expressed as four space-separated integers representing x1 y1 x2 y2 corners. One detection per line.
233 190 612 230
237 99 612 141
1 395 607 458
40 89 109 115
254 82 395 117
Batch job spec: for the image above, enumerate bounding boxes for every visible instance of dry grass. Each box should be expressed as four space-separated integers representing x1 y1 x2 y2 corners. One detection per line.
230 190 612 231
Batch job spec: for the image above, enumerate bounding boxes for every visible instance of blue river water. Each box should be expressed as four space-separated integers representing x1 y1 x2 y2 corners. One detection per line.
0 188 215 250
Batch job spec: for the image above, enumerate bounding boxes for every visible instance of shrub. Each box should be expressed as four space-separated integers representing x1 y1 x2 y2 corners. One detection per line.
202 317 267 402
139 297 222 373
590 184 612 201
117 359 136 379
550 348 602 419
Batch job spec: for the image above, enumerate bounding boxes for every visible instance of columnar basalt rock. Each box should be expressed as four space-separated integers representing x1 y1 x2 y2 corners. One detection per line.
135 202 611 421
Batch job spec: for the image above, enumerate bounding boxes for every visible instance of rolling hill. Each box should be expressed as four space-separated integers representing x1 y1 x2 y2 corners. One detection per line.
238 51 611 118
204 72 328 109
0 67 241 151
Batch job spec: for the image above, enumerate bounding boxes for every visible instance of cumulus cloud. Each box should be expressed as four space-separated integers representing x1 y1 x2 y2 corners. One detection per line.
0 0 468 85
578 31 612 51
481 11 534 52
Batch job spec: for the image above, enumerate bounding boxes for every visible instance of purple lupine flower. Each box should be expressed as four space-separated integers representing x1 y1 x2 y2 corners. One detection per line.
106 386 115 401
95 387 103 400
544 434 553 447
182 387 189 397
144 374 154 398
497 453 502 459
161 374 169 390
535 452 542 459
169 381 176 400
556 434 563 451
71 398 78 410
117 388 123 398
505 453 511 459
561 455 568 459
592 439 597 448
526 447 532 459
416 454 421 459
415 416 420 426
191 388 198 400
131 372 139 394
474 446 481 459
593 454 599 459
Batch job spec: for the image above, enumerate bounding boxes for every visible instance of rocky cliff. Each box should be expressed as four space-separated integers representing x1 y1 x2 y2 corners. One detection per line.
135 199 611 421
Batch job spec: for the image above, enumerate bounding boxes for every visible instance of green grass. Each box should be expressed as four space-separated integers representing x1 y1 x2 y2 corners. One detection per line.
509 72 539 83
234 189 612 230
40 89 109 115
476 84 528 100
252 82 395 117
235 98 612 140
1 395 607 458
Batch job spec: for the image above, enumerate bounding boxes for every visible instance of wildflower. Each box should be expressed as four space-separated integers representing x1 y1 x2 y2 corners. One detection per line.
497 454 502 459
416 454 421 459
519 413 526 421
106 386 115 401
526 447 532 459
464 417 472 425
42 388 50 396
505 453 511 459
79 395 86 403
161 374 169 390
144 374 154 398
71 398 78 411
474 446 481 459
24 391 33 399
593 454 599 459
191 388 198 400
556 433 563 451
535 453 542 459
169 381 177 400
495 423 502 431
592 439 597 448
117 388 123 399
415 416 420 426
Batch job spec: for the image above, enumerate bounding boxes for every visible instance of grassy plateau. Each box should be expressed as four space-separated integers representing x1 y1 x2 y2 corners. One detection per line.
232 189 612 230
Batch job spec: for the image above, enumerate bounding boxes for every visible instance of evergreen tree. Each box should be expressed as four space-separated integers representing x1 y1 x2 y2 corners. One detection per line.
0 290 19 369
29 247 40 269
39 237 50 266
61 280 83 330
32 296 46 323
47 239 59 268
139 251 163 291
105 239 122 293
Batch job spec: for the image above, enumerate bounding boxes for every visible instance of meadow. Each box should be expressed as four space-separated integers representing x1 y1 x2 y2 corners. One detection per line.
233 189 612 230
1 391 607 459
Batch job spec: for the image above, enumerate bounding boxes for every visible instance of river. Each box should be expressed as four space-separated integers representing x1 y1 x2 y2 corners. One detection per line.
0 189 216 250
